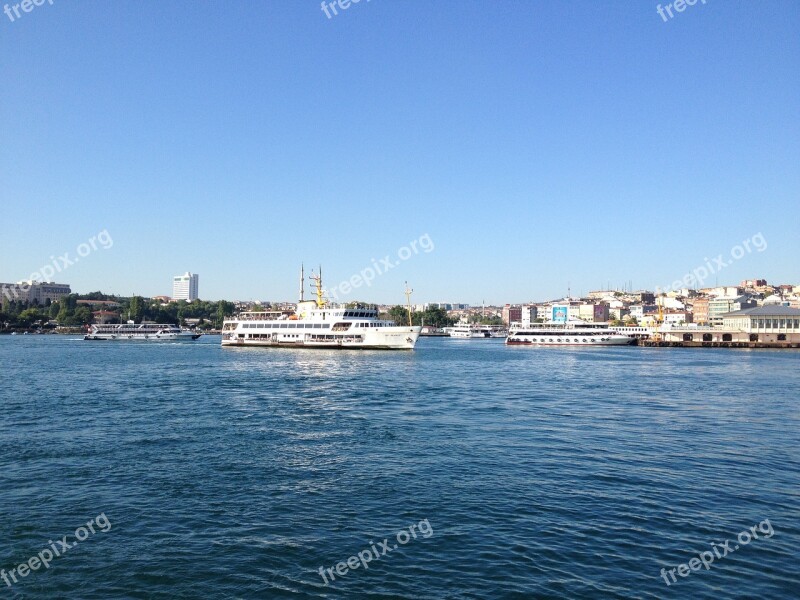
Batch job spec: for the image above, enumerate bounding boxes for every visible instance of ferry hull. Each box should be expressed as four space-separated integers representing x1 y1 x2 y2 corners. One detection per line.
84 332 201 341
506 336 633 346
221 327 420 350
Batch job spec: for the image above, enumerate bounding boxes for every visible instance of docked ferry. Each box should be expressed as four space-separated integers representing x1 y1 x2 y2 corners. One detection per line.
446 324 490 338
84 322 202 341
445 324 507 338
221 269 421 350
505 319 634 346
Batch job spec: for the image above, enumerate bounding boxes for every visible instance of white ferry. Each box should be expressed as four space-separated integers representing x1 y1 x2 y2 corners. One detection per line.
505 319 634 346
445 324 507 338
446 324 490 338
84 322 202 341
221 269 421 350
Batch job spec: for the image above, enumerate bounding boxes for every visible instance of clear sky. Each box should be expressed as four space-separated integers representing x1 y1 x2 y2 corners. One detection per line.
1 1 798 303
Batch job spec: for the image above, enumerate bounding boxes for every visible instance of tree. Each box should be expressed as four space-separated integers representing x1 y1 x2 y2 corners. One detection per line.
128 296 145 322
388 305 412 326
18 308 43 326
415 306 455 328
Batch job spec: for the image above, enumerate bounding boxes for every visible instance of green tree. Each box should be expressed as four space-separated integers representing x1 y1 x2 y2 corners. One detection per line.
18 308 43 326
128 296 145 322
388 305 412 326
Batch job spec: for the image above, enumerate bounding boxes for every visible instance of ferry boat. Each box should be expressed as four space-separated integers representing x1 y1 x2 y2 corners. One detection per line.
445 324 507 338
221 268 421 350
505 319 634 346
84 322 202 341
446 324 490 338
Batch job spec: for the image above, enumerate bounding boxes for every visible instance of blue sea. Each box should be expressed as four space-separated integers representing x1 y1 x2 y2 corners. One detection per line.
1 335 798 599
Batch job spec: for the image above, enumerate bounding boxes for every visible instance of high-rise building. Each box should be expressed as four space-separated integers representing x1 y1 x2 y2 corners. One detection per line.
172 272 199 301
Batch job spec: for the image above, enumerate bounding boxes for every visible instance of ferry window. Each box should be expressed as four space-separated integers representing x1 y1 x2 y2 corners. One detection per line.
779 319 786 328
795 319 800 329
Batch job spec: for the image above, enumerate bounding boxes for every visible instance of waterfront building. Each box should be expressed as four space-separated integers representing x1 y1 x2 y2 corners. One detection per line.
722 306 800 340
172 272 199 301
708 295 755 327
578 303 609 323
655 306 800 346
92 310 118 324
629 304 656 321
520 304 537 327
610 307 630 321
664 310 692 325
692 297 709 325
77 299 121 309
502 304 522 326
0 281 71 305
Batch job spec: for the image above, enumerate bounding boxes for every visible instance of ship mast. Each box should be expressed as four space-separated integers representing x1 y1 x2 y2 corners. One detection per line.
310 266 325 307
299 264 305 302
404 282 414 326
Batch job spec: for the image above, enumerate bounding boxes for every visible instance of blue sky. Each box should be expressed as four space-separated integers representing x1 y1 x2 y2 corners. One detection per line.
1 1 798 303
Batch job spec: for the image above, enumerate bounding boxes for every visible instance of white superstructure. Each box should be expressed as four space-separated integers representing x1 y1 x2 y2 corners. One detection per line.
221 268 421 350
506 319 634 346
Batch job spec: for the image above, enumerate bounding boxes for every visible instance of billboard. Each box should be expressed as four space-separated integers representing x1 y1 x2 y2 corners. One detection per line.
552 305 568 323
594 304 608 322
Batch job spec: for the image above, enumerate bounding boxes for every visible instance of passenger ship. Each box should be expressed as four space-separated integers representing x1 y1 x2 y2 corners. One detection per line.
445 325 507 338
505 319 634 346
221 269 421 350
84 322 202 341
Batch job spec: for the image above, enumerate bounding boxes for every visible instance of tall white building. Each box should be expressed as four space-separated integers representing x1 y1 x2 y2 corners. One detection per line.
172 272 199 301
